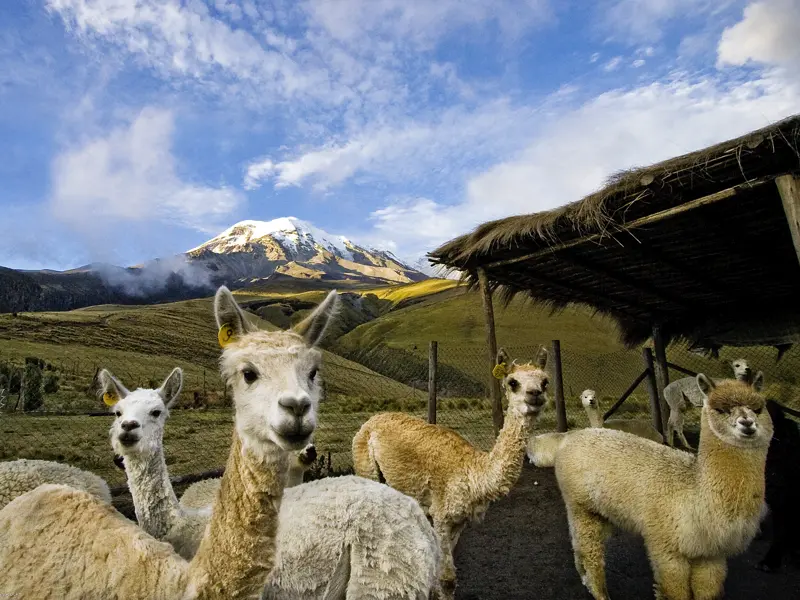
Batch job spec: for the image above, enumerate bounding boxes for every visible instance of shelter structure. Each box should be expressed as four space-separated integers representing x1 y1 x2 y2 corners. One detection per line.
429 115 800 436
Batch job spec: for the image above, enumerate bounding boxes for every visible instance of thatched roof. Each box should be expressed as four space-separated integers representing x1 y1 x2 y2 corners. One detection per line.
429 114 800 349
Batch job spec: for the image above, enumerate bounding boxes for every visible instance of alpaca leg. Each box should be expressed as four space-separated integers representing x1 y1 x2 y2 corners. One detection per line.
433 519 457 600
450 520 468 550
565 505 610 600
676 425 693 451
690 558 726 600
648 550 691 600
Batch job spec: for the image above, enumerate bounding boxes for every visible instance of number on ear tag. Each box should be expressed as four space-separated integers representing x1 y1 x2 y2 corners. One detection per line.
218 324 236 347
492 362 507 380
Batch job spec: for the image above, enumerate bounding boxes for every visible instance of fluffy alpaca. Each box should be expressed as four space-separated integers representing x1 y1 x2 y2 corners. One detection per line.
581 389 664 444
664 358 752 449
758 399 800 572
0 458 111 511
353 346 549 599
555 373 771 600
527 431 568 467
0 285 336 599
180 475 443 600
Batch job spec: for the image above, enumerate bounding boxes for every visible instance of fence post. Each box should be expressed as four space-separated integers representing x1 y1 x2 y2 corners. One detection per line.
15 365 25 412
478 268 504 436
428 341 438 425
642 347 664 438
551 340 567 433
652 325 671 436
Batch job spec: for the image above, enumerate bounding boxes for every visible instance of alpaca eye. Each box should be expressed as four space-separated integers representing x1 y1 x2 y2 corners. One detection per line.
309 368 318 382
242 369 258 384
114 410 122 417
150 410 162 418
754 408 763 415
541 380 549 391
714 408 725 414
508 379 519 392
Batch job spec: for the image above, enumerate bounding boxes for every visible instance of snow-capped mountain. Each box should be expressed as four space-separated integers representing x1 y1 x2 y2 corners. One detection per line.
187 217 427 285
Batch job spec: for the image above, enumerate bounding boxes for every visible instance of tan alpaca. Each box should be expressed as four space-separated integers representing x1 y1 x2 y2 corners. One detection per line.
555 373 771 600
581 389 663 443
665 358 753 449
0 286 338 599
352 346 549 599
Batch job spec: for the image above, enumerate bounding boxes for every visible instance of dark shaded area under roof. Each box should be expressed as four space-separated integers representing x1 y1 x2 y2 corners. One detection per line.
429 114 800 349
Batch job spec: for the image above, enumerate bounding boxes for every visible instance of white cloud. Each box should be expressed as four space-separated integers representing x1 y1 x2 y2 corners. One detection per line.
51 107 242 233
601 0 734 43
632 59 646 68
717 0 800 69
589 52 600 63
367 70 799 262
604 56 623 71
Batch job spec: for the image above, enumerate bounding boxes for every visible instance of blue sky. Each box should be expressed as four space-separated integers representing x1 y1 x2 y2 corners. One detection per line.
1 0 799 272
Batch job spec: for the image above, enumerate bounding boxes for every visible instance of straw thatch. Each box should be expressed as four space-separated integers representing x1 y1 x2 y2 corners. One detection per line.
429 114 800 349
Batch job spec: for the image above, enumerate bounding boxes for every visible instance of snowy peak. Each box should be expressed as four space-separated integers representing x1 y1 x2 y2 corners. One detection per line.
186 217 426 285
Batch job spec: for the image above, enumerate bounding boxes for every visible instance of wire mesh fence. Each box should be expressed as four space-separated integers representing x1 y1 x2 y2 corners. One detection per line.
2 338 800 490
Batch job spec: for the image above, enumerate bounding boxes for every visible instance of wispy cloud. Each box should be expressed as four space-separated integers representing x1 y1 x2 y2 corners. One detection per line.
51 107 243 234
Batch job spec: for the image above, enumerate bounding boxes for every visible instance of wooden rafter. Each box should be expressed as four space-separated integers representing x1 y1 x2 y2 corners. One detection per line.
777 175 800 267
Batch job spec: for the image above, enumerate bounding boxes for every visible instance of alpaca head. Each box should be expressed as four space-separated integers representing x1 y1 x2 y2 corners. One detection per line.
214 285 339 452
697 372 772 448
580 389 597 410
494 346 549 417
99 367 183 459
730 358 753 382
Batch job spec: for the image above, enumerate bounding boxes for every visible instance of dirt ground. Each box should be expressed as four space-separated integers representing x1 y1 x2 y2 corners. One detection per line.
453 461 800 599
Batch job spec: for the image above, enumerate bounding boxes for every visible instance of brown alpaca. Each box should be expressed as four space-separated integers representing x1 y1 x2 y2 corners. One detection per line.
555 373 771 600
352 346 549 599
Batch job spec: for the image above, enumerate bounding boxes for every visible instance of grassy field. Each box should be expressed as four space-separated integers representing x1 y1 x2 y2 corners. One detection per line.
3 278 800 488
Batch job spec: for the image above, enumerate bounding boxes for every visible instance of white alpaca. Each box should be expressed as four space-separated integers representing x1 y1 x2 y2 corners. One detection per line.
527 389 662 468
664 358 753 449
581 389 663 443
0 285 335 599
0 458 111 511
107 368 442 600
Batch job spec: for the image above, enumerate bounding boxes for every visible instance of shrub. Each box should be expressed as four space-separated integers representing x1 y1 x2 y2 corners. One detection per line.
43 373 60 394
22 360 44 412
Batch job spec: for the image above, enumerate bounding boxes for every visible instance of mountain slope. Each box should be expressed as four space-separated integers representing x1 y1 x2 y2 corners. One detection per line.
187 217 426 285
0 217 427 313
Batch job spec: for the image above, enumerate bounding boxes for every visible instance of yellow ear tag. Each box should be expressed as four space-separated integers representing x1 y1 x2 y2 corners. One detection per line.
492 362 507 380
218 324 236 348
103 392 118 407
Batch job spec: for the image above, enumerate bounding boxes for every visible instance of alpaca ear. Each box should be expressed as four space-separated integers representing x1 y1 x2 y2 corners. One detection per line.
98 369 129 407
214 286 257 347
752 371 764 392
696 373 714 397
158 367 183 408
294 290 339 347
535 346 548 369
496 348 510 366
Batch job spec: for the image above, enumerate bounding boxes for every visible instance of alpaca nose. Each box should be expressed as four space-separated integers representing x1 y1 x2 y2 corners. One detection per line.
526 391 546 407
739 417 754 428
279 393 312 418
120 420 140 432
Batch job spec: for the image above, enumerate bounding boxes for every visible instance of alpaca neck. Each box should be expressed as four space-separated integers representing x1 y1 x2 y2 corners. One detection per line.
585 406 604 428
188 428 287 599
124 449 181 540
695 411 767 518
286 461 306 488
471 408 534 504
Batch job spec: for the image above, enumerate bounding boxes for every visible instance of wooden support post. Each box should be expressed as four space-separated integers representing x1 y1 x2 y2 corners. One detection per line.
651 325 670 436
551 340 567 432
478 268 504 436
777 175 800 266
642 347 664 438
428 341 438 425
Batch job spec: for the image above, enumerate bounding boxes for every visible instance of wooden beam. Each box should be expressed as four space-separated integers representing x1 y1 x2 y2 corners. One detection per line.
478 268 504 436
482 176 771 270
666 361 697 378
642 347 665 438
551 340 567 433
603 368 648 421
652 325 671 434
428 341 438 425
558 250 695 309
777 175 800 267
